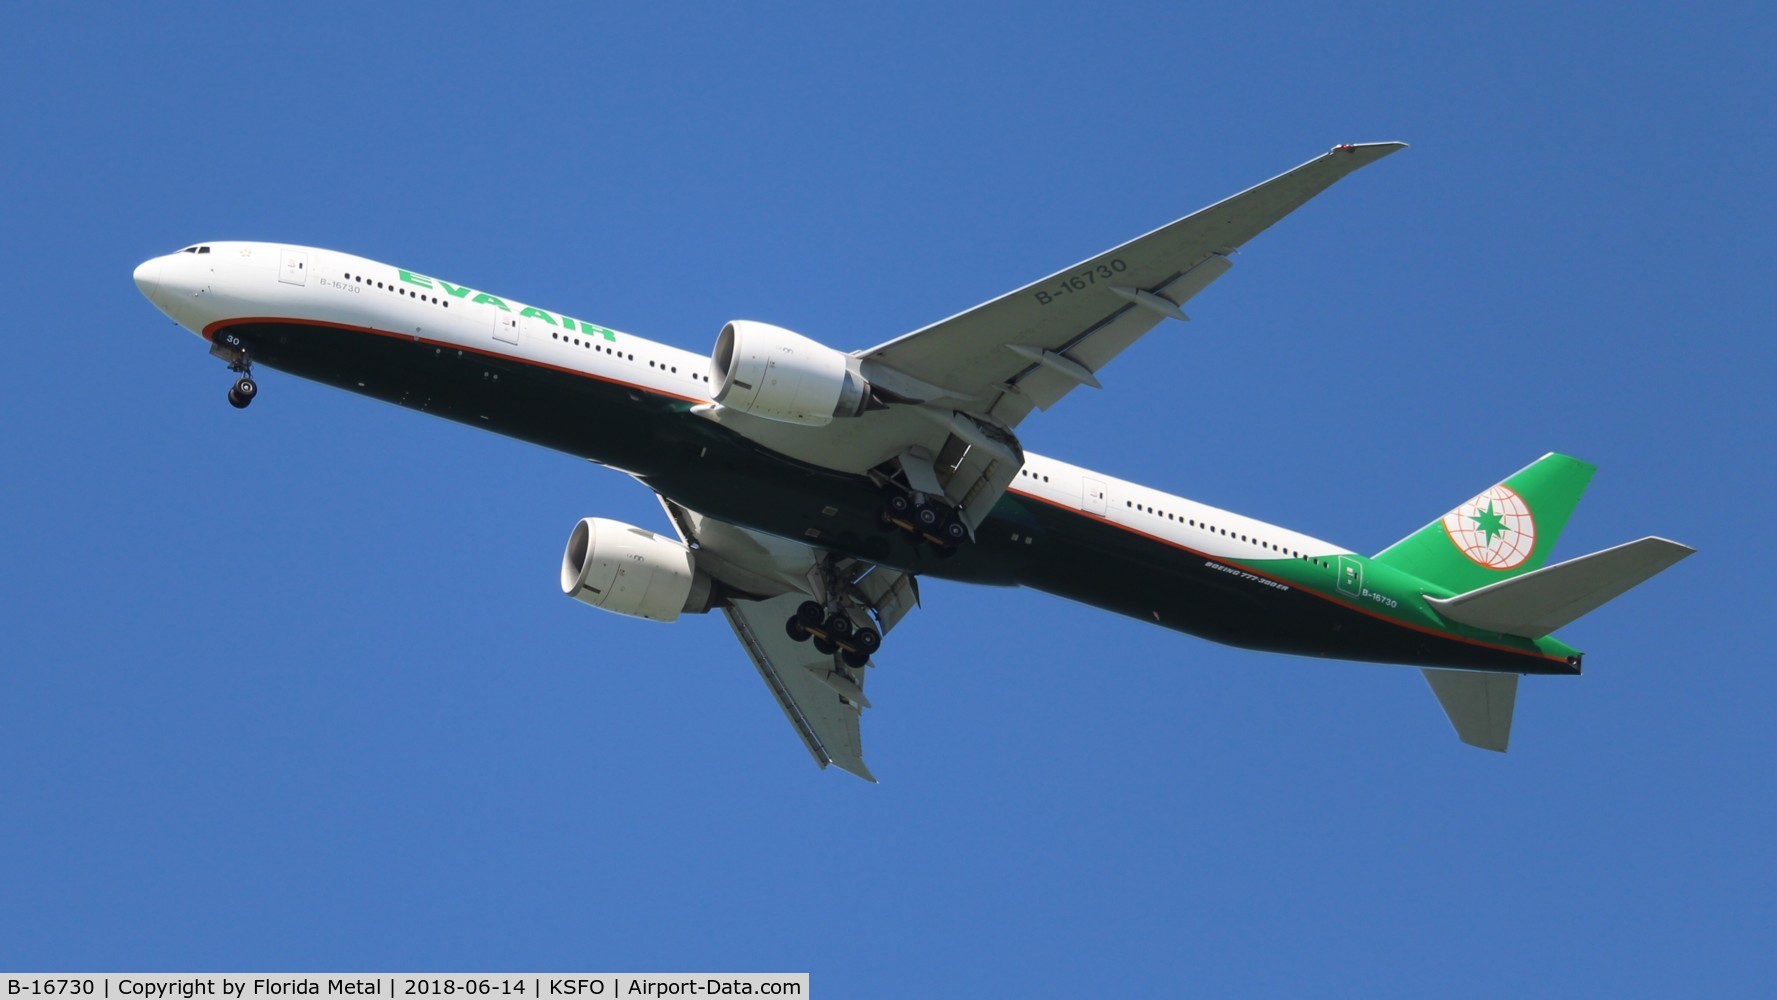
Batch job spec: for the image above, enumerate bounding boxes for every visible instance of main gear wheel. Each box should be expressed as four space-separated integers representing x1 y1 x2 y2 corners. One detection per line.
879 491 968 551
782 602 883 664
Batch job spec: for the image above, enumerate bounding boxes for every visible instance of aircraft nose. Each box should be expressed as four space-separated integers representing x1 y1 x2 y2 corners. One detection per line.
133 257 162 302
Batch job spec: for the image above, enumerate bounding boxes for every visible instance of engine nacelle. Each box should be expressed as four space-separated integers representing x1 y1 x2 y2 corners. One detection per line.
559 518 715 622
710 320 870 426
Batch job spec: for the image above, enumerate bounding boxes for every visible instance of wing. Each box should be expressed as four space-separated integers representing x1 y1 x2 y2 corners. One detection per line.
860 142 1407 427
658 497 919 782
691 145 1404 540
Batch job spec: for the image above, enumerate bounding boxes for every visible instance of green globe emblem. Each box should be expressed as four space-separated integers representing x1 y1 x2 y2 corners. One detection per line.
1441 485 1537 569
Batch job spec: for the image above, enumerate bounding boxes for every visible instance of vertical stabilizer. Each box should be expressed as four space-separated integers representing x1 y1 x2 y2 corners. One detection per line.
1374 453 1596 593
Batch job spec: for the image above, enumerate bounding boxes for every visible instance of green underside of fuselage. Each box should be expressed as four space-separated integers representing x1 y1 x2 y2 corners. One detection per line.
218 320 1577 676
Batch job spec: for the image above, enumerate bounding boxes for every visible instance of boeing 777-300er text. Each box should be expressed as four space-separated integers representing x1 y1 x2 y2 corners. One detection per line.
133 143 1691 780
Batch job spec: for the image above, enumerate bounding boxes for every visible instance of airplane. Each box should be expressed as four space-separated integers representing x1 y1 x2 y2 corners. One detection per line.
132 142 1692 780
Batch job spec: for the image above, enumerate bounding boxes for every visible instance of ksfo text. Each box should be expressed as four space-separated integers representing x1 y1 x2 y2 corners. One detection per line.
547 983 786 997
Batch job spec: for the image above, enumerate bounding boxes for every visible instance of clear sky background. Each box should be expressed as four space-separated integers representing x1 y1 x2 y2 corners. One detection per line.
3 2 1772 995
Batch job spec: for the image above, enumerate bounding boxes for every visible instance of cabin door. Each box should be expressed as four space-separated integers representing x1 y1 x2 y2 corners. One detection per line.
493 311 519 346
1082 478 1108 517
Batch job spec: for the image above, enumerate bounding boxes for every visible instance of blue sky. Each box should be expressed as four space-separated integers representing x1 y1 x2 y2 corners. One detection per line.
3 2 1772 994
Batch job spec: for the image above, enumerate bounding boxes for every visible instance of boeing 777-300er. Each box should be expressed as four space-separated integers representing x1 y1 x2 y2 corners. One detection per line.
133 142 1691 780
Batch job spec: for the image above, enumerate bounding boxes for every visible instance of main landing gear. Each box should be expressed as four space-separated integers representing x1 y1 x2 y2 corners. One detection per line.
784 599 882 669
879 492 968 552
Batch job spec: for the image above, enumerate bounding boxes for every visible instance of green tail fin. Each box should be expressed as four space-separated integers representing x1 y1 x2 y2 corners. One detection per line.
1372 453 1597 593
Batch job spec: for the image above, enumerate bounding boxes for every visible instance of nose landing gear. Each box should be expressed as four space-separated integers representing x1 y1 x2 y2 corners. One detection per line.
211 331 258 410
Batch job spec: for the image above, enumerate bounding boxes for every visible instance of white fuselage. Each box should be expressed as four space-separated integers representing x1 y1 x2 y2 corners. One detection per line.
134 242 1352 568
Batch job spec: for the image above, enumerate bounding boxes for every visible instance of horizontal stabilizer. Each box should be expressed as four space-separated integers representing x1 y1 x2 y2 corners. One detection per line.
1427 537 1694 638
1422 670 1518 751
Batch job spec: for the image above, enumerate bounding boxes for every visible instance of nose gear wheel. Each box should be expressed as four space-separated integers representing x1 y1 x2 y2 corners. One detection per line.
212 332 259 410
227 377 257 409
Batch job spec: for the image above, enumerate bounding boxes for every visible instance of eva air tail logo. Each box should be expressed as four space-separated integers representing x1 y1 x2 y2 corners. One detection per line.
1442 485 1537 569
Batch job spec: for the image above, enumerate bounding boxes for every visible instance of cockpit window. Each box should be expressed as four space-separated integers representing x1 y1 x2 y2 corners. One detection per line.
178 245 211 254
197 246 210 254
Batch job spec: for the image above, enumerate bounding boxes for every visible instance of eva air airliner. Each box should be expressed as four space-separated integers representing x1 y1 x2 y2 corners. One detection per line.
133 143 1690 780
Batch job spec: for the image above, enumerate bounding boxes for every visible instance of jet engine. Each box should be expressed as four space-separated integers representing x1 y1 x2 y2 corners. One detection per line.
709 320 872 426
559 517 715 622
